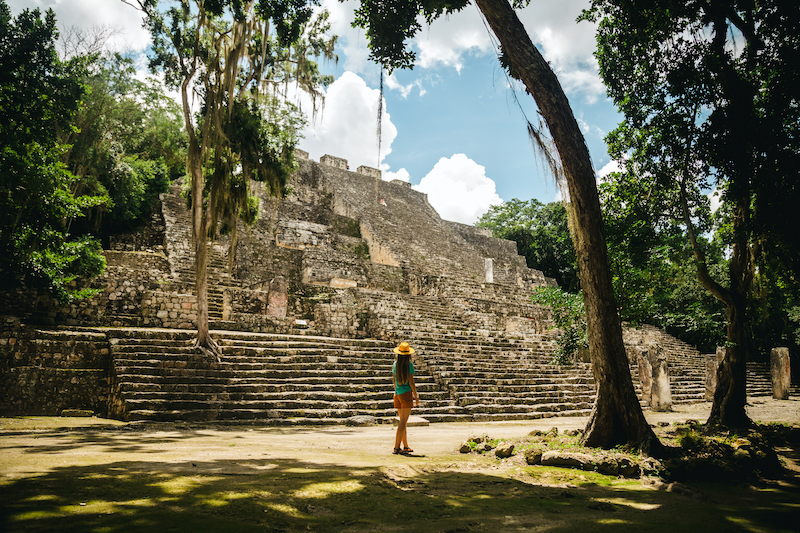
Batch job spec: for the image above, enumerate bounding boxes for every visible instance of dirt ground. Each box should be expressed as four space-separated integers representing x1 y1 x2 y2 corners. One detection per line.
1 399 798 532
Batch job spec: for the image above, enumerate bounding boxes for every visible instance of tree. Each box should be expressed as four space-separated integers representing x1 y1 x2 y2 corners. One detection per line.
583 0 800 429
133 0 334 357
63 53 185 236
531 286 587 365
353 0 661 453
598 176 729 352
0 1 106 302
478 199 578 292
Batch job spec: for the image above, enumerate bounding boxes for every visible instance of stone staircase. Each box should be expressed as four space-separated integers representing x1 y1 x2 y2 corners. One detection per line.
161 180 239 321
352 288 597 421
107 328 467 424
102 277 790 424
625 325 708 404
747 361 774 398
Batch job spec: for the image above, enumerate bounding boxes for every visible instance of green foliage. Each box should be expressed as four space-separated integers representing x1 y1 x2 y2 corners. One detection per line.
789 307 800 346
477 199 578 292
598 180 728 352
104 157 171 232
582 0 800 358
531 287 587 365
64 53 184 235
0 1 106 301
352 0 469 71
142 0 330 232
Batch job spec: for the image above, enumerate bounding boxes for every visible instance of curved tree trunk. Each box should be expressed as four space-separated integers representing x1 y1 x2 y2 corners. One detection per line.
680 174 751 429
474 0 661 454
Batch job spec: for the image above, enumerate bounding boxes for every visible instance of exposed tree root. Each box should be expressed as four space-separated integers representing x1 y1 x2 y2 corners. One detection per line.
194 336 222 362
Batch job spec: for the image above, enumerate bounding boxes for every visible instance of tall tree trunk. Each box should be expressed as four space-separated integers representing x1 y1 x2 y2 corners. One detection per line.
702 9 756 430
707 202 753 429
181 79 219 359
474 0 660 454
709 292 750 428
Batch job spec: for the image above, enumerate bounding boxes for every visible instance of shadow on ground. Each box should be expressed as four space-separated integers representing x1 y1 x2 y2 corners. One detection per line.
2 451 799 533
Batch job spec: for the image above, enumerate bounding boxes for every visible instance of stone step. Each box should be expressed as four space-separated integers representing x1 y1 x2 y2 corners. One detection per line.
112 351 398 366
469 408 593 422
462 401 594 415
122 397 457 412
113 367 438 384
115 373 400 387
457 394 595 407
124 405 475 424
119 382 450 397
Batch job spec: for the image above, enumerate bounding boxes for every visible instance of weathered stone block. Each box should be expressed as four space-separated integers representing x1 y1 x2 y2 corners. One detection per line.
771 347 791 400
494 442 515 458
636 348 653 402
484 258 494 283
650 347 672 412
706 347 727 401
356 165 381 179
329 278 357 289
320 154 347 170
266 276 288 318
636 346 671 411
541 451 594 470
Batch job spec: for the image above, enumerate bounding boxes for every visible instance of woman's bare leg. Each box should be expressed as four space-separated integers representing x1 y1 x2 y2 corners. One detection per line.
394 407 412 450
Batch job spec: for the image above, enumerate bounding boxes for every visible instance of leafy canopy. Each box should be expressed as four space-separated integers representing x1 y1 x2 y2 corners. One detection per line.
0 1 106 301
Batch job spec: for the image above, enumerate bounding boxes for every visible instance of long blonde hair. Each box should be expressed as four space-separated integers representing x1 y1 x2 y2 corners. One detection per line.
395 354 411 386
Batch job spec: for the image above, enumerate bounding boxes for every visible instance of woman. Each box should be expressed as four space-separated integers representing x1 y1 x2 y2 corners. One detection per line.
392 341 419 455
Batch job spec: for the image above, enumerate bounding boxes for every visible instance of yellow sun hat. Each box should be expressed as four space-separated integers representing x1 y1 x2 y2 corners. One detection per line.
393 342 415 355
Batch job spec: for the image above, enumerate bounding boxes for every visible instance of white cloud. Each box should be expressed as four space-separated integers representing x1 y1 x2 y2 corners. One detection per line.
8 0 151 54
321 0 373 75
413 154 502 225
323 1 604 103
415 6 493 72
383 168 411 183
598 159 621 178
516 1 602 101
405 0 603 102
708 189 722 213
297 71 398 172
385 73 427 99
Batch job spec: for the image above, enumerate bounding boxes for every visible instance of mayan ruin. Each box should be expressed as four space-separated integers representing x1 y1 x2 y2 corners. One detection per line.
0 152 785 423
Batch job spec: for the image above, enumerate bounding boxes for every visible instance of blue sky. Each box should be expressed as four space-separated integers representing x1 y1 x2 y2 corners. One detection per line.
10 0 623 224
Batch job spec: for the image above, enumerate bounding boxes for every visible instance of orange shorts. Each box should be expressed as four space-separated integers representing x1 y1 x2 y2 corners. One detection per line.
393 391 413 409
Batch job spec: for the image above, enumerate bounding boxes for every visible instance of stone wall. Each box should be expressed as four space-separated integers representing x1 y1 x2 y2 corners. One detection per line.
0 273 162 328
0 328 110 415
142 291 198 329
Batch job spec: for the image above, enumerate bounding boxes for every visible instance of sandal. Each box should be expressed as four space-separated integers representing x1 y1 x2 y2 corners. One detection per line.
403 447 414 453
393 448 403 455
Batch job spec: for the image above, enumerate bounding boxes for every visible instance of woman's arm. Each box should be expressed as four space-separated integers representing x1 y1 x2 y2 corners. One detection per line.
409 375 419 407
